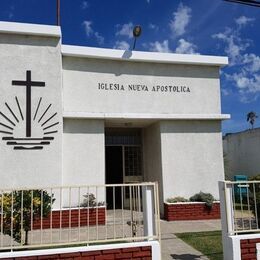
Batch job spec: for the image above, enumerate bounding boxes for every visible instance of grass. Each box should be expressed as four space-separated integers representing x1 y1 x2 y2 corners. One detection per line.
175 230 223 260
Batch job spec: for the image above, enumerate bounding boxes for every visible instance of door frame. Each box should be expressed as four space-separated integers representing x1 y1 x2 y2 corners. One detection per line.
105 144 143 184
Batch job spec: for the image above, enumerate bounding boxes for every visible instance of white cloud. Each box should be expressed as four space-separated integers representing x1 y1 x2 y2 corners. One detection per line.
82 21 104 45
243 54 260 72
169 2 191 37
212 28 249 65
226 72 260 92
116 22 133 38
94 32 104 45
235 16 254 27
239 95 258 104
221 88 230 96
148 23 159 31
149 40 171 53
7 5 14 19
8 12 14 19
113 41 130 50
213 15 259 103
175 39 198 54
224 70 260 103
82 21 93 36
81 1 88 9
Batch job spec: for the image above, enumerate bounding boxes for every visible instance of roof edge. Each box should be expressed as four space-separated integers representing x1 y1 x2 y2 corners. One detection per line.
0 21 61 37
63 112 231 120
62 45 229 67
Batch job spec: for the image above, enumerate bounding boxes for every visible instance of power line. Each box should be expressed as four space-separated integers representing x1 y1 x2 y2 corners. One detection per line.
224 0 260 7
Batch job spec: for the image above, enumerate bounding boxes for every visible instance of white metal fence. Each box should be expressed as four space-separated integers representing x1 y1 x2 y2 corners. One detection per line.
222 180 260 235
0 182 160 251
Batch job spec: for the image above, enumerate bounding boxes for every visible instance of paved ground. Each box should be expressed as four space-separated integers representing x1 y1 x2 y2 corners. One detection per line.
160 219 221 260
0 209 222 260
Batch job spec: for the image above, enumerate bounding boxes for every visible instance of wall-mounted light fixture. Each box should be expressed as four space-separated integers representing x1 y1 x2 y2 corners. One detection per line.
132 25 142 50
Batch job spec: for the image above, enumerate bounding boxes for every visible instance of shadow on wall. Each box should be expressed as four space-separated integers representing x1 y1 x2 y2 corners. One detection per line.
0 33 59 47
62 56 219 79
160 121 222 134
122 50 133 59
63 119 104 134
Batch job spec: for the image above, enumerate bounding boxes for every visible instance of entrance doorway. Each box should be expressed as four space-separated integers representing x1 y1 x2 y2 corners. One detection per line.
105 146 123 208
105 128 143 208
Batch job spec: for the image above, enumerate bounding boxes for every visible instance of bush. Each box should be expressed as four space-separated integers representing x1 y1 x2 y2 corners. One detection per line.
81 193 105 207
249 174 260 182
0 190 55 245
189 192 215 209
166 196 188 203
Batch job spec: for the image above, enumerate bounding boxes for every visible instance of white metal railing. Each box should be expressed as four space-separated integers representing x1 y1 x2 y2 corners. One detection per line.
222 180 260 235
0 182 160 251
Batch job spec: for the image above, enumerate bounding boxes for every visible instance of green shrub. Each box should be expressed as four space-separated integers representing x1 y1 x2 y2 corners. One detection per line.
189 191 215 209
0 190 55 245
166 196 188 203
81 193 105 207
249 174 260 182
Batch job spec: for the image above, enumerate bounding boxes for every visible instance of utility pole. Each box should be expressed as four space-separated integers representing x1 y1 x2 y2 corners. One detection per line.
56 0 60 26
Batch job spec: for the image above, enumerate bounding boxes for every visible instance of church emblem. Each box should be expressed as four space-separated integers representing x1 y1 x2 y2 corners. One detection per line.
0 71 59 150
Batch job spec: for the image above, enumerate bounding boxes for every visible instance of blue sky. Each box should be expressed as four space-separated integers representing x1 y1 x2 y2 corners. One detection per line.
0 0 259 134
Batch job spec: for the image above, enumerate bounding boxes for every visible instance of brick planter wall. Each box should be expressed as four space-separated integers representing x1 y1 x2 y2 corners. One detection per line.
240 238 260 260
2 246 152 260
32 207 106 229
164 202 220 221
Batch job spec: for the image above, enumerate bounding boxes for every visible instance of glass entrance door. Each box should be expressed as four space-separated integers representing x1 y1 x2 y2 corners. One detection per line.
105 128 143 208
123 145 143 208
124 146 143 183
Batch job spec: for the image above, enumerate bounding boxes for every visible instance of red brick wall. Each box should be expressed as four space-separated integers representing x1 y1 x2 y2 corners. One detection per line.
240 238 260 260
33 207 106 229
2 246 152 260
164 202 220 221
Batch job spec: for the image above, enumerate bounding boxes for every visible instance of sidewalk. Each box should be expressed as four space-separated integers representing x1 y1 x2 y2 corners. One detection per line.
160 219 221 260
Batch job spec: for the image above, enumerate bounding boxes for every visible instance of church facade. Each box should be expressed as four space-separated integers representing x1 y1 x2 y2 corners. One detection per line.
0 22 229 211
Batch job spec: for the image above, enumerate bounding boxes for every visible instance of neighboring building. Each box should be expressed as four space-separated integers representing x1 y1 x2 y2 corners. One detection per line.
223 128 260 179
0 21 229 212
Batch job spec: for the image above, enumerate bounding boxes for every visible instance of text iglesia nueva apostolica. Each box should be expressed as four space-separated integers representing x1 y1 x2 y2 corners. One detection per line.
98 83 190 93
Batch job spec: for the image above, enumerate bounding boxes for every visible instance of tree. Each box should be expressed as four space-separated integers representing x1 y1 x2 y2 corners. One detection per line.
0 190 55 245
247 111 258 129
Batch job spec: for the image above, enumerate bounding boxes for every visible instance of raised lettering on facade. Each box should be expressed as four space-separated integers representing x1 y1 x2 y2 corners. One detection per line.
98 83 190 93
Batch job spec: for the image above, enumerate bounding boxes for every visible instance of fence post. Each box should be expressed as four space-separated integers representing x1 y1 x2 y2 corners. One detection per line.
219 181 236 260
142 185 155 240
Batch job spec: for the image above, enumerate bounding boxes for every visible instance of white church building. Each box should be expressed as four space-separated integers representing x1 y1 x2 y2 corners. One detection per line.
0 22 229 212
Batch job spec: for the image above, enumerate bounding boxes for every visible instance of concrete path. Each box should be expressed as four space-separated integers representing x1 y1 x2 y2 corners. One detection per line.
160 219 221 260
0 209 222 260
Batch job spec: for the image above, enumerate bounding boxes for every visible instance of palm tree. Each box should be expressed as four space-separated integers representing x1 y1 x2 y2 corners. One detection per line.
247 111 258 129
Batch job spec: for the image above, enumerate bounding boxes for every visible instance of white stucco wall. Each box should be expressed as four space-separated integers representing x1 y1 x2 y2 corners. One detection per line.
160 121 224 200
0 32 63 188
62 57 221 116
0 22 228 215
63 119 105 186
223 129 260 179
62 119 105 206
61 48 227 205
143 123 164 212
